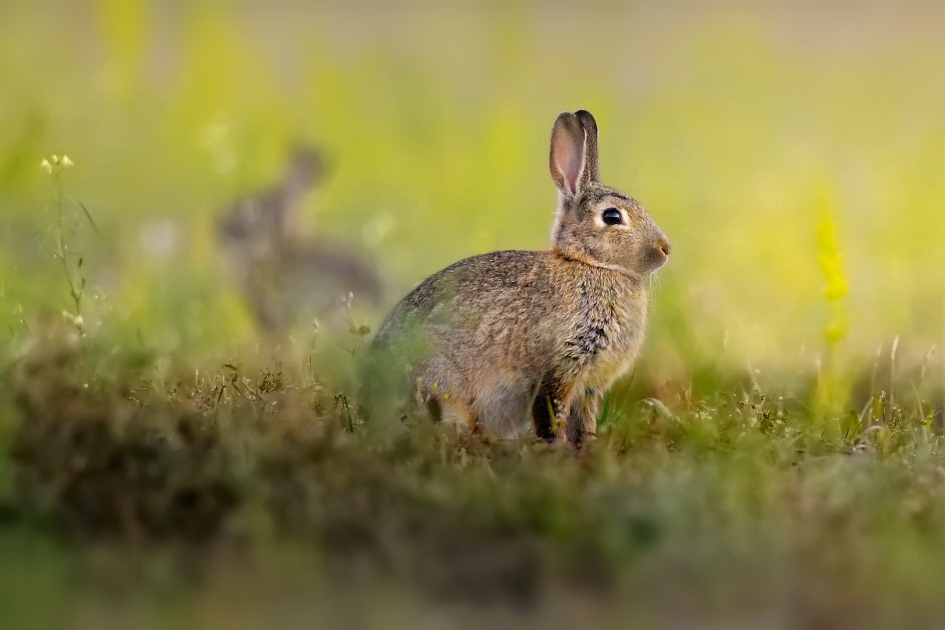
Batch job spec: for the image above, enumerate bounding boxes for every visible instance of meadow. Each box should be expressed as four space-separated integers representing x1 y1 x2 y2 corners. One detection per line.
3 1 945 627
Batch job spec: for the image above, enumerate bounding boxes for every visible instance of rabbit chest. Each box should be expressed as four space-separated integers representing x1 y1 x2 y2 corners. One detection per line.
559 272 648 390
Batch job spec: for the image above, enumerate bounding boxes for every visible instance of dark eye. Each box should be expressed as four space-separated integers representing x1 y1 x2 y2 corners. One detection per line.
602 208 623 226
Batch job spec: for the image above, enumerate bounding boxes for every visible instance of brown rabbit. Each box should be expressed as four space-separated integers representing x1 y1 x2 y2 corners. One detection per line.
217 147 384 333
371 110 670 444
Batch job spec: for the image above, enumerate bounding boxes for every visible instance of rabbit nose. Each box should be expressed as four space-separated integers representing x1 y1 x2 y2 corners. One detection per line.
656 236 671 257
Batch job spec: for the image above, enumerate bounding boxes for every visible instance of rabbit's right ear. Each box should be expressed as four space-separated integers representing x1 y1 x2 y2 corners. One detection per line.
574 110 599 183
549 112 588 197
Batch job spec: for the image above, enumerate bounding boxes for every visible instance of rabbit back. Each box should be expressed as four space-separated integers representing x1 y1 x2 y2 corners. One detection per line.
281 240 385 312
225 232 385 332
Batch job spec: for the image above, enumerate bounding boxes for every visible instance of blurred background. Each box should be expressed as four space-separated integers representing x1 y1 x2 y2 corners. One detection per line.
2 0 945 395
8 3 945 627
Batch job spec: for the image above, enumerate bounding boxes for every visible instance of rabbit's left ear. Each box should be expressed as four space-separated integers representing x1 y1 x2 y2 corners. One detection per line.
549 110 599 197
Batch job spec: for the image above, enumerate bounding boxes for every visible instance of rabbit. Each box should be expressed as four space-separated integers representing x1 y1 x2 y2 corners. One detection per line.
217 146 385 333
369 110 670 445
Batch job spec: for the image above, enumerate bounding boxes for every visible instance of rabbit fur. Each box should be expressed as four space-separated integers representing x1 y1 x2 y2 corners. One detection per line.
372 110 670 444
217 147 384 333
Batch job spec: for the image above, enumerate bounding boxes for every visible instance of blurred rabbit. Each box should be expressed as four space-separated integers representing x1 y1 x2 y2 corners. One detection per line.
370 110 670 444
217 147 384 333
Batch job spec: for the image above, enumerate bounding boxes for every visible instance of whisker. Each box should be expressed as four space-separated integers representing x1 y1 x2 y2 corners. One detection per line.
646 273 663 296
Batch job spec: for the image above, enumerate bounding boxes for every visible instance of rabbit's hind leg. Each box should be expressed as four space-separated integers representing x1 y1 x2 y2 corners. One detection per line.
565 389 602 446
429 397 478 432
474 382 534 440
416 357 477 430
531 376 579 443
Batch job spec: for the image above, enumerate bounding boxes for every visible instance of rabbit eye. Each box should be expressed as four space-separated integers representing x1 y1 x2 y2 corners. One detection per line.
601 208 623 226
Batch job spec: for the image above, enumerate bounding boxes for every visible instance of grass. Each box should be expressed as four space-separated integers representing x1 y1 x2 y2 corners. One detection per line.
5 2 945 628
2 321 945 628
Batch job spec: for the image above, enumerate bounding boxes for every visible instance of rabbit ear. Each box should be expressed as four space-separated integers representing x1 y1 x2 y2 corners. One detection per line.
574 110 599 183
549 112 588 197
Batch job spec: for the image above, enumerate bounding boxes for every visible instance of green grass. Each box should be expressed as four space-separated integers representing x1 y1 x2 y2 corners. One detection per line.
2 324 945 628
5 3 945 628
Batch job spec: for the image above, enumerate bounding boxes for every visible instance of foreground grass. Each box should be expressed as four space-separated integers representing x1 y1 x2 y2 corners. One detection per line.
1 327 944 629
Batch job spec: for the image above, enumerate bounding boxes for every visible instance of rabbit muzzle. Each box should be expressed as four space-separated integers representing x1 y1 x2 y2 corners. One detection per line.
642 232 671 274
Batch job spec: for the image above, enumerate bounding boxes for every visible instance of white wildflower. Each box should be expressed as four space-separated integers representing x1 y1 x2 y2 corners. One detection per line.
41 159 52 174
61 310 84 328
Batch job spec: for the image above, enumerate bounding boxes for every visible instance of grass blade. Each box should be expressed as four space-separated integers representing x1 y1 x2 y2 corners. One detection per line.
74 199 99 233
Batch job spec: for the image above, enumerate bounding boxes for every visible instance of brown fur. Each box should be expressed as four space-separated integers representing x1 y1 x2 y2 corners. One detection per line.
217 147 384 332
373 111 669 444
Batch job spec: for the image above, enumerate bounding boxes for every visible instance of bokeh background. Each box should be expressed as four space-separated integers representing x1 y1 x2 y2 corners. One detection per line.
8 3 945 628
3 0 945 394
